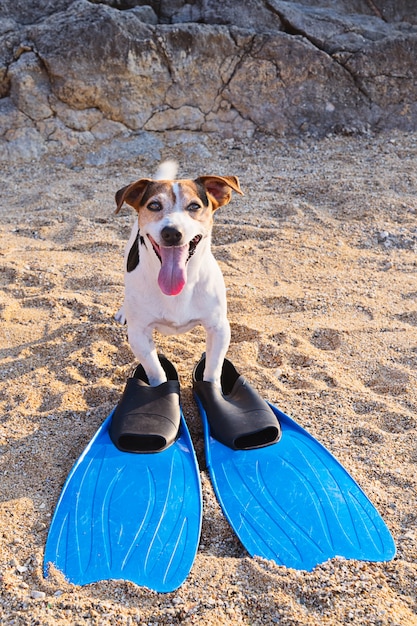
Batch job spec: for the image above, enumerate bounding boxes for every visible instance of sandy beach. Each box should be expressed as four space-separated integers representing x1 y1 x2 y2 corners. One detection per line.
1 130 416 625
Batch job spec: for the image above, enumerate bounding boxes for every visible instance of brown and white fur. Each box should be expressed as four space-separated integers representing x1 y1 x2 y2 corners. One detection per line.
115 161 243 387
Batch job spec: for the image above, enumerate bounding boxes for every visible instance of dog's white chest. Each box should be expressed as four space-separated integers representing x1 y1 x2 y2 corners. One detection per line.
154 317 200 336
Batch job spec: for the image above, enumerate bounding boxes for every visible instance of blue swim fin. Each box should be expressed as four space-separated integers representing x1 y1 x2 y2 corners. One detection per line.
44 409 202 592
193 358 395 570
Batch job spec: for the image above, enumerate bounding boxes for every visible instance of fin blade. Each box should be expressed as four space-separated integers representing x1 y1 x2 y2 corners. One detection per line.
44 411 202 592
200 399 395 570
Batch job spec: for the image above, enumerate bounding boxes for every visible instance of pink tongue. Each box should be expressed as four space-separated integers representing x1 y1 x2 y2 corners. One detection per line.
158 244 189 296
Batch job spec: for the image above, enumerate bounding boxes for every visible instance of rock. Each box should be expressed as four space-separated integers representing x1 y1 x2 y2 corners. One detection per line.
224 32 372 136
1 126 47 161
30 590 46 600
0 0 73 24
1 0 417 162
90 119 129 141
9 52 53 121
16 565 28 573
267 0 398 53
82 131 164 167
171 0 283 32
341 34 417 130
145 105 205 131
0 97 30 135
49 98 103 131
127 5 158 25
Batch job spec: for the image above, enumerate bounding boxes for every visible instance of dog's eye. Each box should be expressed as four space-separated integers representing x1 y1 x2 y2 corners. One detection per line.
147 201 162 212
187 203 201 212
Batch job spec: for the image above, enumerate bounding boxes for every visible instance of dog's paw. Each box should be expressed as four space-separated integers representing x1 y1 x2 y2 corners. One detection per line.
115 306 126 325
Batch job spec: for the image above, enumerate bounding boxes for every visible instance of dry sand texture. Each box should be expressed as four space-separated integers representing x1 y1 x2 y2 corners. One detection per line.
1 131 417 624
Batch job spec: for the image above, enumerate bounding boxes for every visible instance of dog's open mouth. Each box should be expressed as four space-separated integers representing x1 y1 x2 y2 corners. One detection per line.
148 234 202 262
148 234 202 296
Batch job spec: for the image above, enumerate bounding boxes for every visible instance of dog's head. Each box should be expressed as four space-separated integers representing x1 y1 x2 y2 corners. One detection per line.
115 174 243 296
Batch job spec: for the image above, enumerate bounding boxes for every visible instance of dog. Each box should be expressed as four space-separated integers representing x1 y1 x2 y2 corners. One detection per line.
115 161 243 387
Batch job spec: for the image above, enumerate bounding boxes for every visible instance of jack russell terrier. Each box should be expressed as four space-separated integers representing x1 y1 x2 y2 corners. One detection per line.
115 161 243 387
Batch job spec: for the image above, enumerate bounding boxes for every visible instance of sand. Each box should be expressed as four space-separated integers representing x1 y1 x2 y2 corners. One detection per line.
1 130 416 625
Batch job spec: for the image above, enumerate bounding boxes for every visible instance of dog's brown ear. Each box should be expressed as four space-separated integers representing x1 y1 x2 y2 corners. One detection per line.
196 176 243 209
115 179 152 214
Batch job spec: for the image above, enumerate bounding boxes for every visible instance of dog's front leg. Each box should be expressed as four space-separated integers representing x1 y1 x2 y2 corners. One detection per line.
128 327 167 386
203 321 231 386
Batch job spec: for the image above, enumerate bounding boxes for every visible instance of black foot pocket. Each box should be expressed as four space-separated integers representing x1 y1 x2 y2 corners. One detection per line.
193 356 281 450
110 356 181 453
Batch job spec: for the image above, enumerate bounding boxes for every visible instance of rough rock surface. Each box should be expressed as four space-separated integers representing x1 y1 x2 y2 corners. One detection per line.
1 0 417 162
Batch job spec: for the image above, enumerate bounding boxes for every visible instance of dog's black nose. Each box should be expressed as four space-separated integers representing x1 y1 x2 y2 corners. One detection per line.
161 226 183 246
